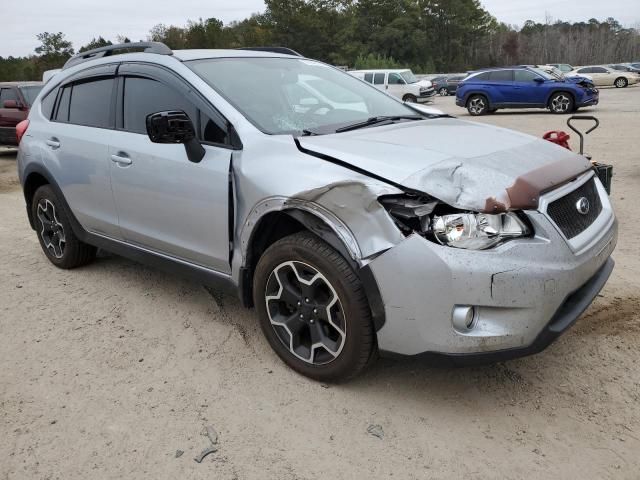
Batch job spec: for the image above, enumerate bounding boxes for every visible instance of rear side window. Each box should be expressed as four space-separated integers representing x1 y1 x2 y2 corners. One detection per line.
363 73 373 83
68 78 115 128
591 67 607 73
123 77 198 134
19 86 43 106
577 68 592 74
54 87 71 122
472 72 491 81
373 73 385 85
488 70 513 81
40 90 57 119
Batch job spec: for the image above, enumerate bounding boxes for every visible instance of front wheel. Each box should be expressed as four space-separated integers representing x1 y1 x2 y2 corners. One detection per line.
466 95 488 116
615 77 628 88
403 94 418 103
253 232 376 382
549 92 574 114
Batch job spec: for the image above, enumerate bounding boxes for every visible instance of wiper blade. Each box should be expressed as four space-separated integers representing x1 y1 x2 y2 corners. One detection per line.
335 115 424 133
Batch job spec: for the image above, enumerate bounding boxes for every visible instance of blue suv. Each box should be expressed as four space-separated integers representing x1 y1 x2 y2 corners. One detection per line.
456 66 598 116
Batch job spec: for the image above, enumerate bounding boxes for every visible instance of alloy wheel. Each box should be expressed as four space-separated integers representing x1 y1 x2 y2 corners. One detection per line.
37 199 66 259
615 78 627 88
468 97 486 114
265 261 346 365
551 94 571 113
439 87 448 96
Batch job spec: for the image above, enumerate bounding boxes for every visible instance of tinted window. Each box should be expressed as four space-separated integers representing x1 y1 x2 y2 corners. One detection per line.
68 78 114 128
54 87 71 122
591 67 607 73
0 88 19 104
577 68 592 74
18 86 43 106
514 70 540 82
488 70 513 81
123 77 197 134
373 73 385 85
388 73 404 85
473 72 491 81
40 89 57 119
200 111 228 145
363 73 373 83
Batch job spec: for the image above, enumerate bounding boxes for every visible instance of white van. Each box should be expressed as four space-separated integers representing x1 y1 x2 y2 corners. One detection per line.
349 69 435 103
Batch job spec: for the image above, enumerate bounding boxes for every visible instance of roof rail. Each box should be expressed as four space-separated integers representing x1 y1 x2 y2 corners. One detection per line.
237 47 303 57
63 42 173 69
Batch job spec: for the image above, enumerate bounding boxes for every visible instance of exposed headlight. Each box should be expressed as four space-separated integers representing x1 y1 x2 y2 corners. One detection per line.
432 212 530 250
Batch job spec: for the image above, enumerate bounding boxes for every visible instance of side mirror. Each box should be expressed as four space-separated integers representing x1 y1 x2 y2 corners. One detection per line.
533 77 544 83
3 100 22 109
146 110 205 163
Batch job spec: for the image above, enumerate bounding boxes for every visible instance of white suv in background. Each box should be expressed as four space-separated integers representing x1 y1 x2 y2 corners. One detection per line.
349 69 435 103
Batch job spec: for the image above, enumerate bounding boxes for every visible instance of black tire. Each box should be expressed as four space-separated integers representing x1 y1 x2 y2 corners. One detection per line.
438 87 449 96
614 77 628 88
253 232 376 382
466 94 488 116
548 92 574 114
488 108 498 114
31 185 96 269
402 94 417 103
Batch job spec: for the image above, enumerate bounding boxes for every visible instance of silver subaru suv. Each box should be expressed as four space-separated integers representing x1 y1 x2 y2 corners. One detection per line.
17 43 617 381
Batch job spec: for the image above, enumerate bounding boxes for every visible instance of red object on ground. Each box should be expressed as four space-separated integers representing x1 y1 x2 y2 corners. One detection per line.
543 130 572 150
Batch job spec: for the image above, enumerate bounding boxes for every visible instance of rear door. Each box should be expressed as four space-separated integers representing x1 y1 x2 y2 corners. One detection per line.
109 64 232 273
487 70 515 104
590 67 614 86
42 70 121 238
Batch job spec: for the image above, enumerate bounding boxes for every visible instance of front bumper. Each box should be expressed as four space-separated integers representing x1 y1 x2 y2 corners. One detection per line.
365 182 617 358
577 90 599 107
417 89 436 102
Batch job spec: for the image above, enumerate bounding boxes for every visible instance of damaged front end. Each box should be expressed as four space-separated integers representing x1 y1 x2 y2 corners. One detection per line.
379 194 532 250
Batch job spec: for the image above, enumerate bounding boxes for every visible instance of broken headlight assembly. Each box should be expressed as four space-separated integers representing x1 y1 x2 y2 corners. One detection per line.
380 195 532 250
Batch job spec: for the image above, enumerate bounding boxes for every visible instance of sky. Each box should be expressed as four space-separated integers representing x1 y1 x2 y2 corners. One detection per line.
1 0 639 57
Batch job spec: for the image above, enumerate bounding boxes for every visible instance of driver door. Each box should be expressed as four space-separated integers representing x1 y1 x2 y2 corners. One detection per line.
387 72 406 99
108 65 233 273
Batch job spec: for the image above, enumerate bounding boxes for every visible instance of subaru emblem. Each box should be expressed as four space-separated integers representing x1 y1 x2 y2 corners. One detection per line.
576 197 590 215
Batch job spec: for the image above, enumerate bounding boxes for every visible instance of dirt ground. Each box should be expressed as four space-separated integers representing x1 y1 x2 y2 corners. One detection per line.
1 86 639 480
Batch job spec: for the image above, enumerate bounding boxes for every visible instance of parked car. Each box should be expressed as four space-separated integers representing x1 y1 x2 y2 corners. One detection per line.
431 75 466 96
18 43 617 381
608 64 640 73
547 63 575 73
349 69 435 103
0 82 43 145
542 64 592 81
456 66 598 115
570 66 640 88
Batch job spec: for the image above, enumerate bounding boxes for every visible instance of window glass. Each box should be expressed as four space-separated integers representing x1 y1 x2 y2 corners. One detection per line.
123 77 198 134
591 67 607 73
68 78 114 128
305 77 362 103
577 68 592 74
40 89 57 119
400 71 418 84
388 73 404 85
514 70 541 82
473 72 491 81
373 73 385 85
488 70 513 81
18 86 43 106
200 111 228 144
0 88 19 104
54 86 71 122
363 73 373 83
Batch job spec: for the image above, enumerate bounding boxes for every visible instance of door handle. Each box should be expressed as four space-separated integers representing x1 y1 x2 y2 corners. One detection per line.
111 153 132 166
46 138 60 149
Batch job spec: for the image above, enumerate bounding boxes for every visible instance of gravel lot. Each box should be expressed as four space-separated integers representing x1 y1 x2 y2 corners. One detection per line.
1 86 639 480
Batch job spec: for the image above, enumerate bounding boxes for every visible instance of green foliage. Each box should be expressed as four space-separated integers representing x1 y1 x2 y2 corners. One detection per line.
1 4 639 81
79 37 113 53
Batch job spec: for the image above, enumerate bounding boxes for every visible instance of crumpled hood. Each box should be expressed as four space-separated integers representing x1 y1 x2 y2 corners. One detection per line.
297 117 592 212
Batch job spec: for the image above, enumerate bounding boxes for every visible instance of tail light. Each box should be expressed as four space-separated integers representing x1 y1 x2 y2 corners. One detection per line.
16 119 29 144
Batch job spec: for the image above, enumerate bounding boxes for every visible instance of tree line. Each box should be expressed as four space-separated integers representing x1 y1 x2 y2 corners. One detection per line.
2 0 639 81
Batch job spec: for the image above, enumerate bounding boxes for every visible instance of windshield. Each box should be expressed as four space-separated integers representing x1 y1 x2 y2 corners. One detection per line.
400 70 418 84
541 67 564 80
187 58 417 135
18 86 43 106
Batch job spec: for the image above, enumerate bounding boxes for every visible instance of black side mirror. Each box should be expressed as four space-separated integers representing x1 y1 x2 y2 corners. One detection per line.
146 110 205 163
533 77 544 83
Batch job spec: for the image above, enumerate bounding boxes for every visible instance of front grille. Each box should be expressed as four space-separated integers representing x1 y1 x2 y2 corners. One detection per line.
547 178 602 239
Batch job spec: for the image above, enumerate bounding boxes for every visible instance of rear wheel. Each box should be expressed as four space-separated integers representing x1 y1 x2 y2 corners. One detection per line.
438 87 449 96
549 92 574 114
614 77 628 88
253 232 376 382
466 95 488 116
31 185 96 269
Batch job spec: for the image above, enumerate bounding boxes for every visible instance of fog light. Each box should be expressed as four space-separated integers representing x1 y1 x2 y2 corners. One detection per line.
452 306 476 331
